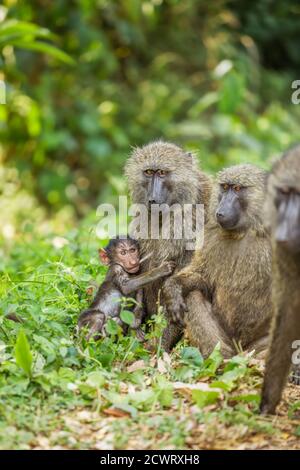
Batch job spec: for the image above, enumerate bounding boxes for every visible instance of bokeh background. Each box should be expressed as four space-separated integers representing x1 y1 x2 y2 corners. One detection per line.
1 0 300 242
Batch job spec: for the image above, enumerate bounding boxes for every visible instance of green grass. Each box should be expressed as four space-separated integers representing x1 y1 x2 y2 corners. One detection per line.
0 222 299 450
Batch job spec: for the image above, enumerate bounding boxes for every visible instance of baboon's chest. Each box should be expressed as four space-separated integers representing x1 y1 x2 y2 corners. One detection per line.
140 239 191 316
210 242 272 336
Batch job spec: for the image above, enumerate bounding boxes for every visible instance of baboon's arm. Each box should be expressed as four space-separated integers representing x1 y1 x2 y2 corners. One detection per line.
163 267 210 324
173 269 208 296
185 290 235 358
116 262 175 296
131 289 145 329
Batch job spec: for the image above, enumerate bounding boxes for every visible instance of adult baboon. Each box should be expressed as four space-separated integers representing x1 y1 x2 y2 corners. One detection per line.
260 145 300 415
125 140 211 349
163 164 273 357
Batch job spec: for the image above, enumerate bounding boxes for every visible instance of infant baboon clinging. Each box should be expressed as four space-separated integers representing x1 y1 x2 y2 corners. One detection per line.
260 145 300 415
78 237 175 341
163 164 273 357
125 140 211 350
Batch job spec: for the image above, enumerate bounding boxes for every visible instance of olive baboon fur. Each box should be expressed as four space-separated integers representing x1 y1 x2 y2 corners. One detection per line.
125 140 211 349
163 164 273 358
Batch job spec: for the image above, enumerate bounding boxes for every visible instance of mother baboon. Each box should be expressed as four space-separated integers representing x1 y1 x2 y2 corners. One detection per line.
125 140 211 349
163 164 273 357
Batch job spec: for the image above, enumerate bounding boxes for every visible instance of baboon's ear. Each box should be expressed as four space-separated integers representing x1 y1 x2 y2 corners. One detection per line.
99 248 110 265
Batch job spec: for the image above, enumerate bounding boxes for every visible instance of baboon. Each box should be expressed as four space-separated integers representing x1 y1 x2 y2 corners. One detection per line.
163 164 273 357
78 237 175 341
260 145 300 415
125 140 211 349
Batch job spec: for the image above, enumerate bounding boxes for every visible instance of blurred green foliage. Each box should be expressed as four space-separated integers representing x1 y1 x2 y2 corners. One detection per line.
0 0 300 222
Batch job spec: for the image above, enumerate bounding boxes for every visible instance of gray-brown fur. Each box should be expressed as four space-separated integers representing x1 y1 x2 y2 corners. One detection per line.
125 140 211 349
163 164 273 358
260 145 300 414
78 238 175 342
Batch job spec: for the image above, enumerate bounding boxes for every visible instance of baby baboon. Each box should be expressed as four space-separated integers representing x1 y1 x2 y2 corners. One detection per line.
163 164 273 357
78 237 175 341
260 145 300 415
125 140 211 350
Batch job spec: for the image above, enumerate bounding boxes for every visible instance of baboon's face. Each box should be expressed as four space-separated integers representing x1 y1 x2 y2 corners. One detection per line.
126 142 201 207
99 240 140 273
142 168 172 206
273 185 300 254
216 183 248 231
113 240 141 273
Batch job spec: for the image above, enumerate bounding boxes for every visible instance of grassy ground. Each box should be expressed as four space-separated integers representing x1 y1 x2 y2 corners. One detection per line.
1 222 300 450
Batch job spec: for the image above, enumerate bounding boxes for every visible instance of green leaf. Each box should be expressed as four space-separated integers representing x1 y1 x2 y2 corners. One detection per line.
15 330 33 377
192 389 220 408
201 343 223 376
211 360 248 391
181 346 204 367
214 366 248 387
173 365 196 382
232 394 260 404
295 426 300 437
113 403 138 418
98 352 115 368
288 400 300 418
86 371 105 388
210 380 233 392
218 70 245 114
0 20 54 42
7 40 75 65
128 389 156 410
120 310 135 326
105 318 121 336
154 376 174 408
157 387 173 408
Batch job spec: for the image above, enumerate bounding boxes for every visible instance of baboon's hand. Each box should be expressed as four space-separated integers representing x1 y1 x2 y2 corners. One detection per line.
163 279 187 325
131 307 144 329
259 400 275 415
134 327 145 342
161 260 177 276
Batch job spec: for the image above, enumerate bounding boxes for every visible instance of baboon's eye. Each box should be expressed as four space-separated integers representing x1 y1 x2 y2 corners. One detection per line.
279 187 291 195
144 169 154 177
157 169 167 177
222 184 229 191
120 250 127 256
234 185 242 192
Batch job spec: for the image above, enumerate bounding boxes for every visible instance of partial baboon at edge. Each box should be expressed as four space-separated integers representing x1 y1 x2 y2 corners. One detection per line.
163 164 273 357
125 140 211 349
260 145 300 415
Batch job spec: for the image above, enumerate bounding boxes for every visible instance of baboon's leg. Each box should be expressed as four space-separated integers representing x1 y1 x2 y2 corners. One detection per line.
260 312 298 414
162 323 183 352
185 291 235 359
246 335 270 359
85 314 106 341
134 327 146 342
